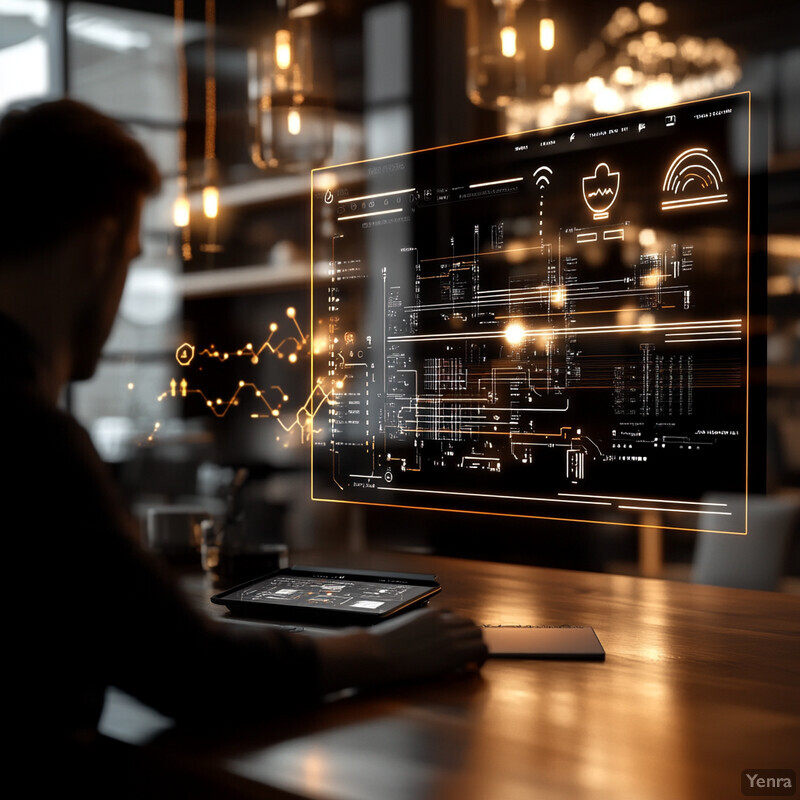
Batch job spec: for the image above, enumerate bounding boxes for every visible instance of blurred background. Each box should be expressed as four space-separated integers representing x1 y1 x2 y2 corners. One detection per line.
2 0 798 588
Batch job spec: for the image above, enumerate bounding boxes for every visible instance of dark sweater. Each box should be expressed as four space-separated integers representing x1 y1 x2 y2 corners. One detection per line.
2 312 321 750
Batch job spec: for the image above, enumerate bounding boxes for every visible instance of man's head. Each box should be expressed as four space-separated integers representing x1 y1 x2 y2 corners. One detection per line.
0 99 161 384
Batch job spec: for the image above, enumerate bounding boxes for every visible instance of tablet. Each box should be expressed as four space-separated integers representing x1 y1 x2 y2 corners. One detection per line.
210 565 441 625
481 625 605 660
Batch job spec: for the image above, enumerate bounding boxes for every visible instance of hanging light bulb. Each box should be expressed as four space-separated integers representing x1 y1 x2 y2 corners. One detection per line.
202 185 219 219
275 28 292 70
539 17 555 51
500 25 517 58
174 0 192 257
248 0 333 169
287 107 302 135
173 194 190 227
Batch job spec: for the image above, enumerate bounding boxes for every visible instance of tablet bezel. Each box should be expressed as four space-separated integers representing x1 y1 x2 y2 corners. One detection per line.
210 565 442 625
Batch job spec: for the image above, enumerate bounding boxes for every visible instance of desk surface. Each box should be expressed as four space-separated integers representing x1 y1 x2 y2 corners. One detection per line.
105 551 800 800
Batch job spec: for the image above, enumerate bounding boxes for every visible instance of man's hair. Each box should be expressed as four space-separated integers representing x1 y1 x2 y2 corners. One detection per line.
0 98 161 264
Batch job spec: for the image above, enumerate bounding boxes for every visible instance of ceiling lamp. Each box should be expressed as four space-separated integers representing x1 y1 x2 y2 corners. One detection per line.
455 0 557 109
248 0 333 170
505 2 740 132
172 0 192 260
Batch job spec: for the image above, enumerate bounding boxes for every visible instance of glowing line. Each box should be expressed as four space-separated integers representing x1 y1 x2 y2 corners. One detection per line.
338 208 404 221
619 505 732 516
418 243 543 264
468 177 523 189
665 337 742 343
677 164 719 190
388 318 743 343
661 194 728 209
662 148 722 192
558 493 729 506
376 486 612 506
665 328 741 335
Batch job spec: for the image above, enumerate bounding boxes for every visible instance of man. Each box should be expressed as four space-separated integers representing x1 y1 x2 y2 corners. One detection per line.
1 100 486 791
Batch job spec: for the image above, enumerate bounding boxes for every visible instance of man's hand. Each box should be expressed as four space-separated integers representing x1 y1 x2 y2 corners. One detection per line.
315 608 488 694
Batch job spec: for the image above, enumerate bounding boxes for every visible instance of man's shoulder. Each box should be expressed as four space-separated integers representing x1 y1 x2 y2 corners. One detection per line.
3 385 95 462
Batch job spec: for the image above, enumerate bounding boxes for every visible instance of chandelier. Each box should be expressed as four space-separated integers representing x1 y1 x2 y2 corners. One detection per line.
512 3 739 130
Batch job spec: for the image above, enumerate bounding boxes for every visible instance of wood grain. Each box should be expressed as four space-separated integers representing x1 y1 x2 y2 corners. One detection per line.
150 552 800 800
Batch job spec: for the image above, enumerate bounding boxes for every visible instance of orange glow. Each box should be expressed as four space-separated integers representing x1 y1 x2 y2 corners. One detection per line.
275 29 292 70
287 108 302 136
173 194 190 227
202 185 219 219
504 322 525 345
500 26 517 58
539 18 555 51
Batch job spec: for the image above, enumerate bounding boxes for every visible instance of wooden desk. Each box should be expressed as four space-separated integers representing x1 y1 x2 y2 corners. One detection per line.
102 552 800 800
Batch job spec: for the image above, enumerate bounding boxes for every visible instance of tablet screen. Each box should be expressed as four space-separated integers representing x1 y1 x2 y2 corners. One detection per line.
224 573 434 616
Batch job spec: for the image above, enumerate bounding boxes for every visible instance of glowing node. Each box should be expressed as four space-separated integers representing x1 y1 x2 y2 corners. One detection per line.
505 322 526 346
288 353 298 363
246 343 253 350
237 350 243 356
639 312 656 331
251 356 259 365
154 422 161 430
286 307 296 319
239 380 245 387
206 400 213 407
283 394 289 401
639 228 657 247
256 390 262 397
272 409 280 417
223 354 229 360
335 380 344 389
270 323 278 332
216 398 223 405
127 382 135 390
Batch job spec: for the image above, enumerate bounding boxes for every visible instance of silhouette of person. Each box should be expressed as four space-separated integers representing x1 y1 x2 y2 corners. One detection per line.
0 99 486 795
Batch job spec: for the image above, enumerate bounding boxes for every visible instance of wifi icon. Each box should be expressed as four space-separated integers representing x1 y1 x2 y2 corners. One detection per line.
533 166 553 187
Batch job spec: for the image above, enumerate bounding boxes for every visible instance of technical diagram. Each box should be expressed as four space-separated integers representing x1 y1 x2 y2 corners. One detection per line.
311 93 756 535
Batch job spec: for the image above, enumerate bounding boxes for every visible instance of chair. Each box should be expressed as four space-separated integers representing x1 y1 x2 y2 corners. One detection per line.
692 493 800 591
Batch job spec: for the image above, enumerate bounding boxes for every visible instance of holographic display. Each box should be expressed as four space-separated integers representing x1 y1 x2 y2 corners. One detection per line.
311 92 756 534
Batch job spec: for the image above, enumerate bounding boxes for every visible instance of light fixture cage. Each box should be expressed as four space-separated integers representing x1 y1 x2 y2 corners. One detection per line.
249 1 334 170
